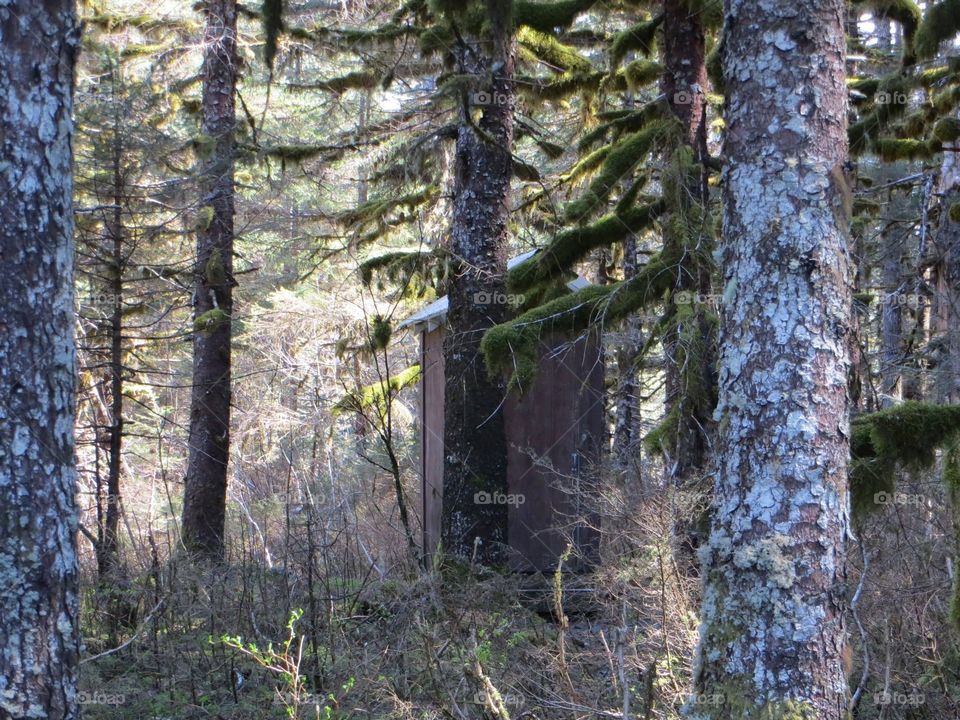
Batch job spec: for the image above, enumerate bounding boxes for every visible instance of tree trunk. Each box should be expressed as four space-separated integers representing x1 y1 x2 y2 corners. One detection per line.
660 0 716 484
688 0 851 717
182 0 238 559
441 0 514 565
0 3 81 718
613 232 642 476
879 214 904 406
933 119 960 405
99 71 125 578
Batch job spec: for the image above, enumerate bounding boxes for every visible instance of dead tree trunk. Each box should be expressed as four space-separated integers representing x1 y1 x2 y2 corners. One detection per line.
688 0 852 717
0 3 81 718
441 0 514 565
181 0 238 559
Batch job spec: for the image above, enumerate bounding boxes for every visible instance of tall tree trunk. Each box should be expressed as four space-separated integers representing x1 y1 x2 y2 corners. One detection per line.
0 3 81 718
688 0 851 717
99 69 125 578
660 0 715 483
441 0 515 565
933 119 960 405
879 215 904 406
613 232 642 476
182 0 238 559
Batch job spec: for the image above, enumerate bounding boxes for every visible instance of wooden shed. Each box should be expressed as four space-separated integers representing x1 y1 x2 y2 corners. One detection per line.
400 251 605 571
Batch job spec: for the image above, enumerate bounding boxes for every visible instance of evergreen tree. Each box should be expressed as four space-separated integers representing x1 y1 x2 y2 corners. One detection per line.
182 0 240 559
0 3 81 717
687 0 852 716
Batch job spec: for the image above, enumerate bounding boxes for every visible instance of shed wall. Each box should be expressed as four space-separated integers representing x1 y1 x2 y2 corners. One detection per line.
420 327 604 571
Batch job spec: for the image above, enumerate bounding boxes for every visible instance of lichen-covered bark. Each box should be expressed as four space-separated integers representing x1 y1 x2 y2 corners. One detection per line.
0 3 81 718
687 0 852 717
181 0 238 559
440 0 514 565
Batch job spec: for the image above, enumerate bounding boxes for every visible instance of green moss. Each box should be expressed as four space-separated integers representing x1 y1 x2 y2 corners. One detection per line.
483 246 679 390
850 401 960 518
848 76 879 98
933 85 960 114
852 198 881 216
360 248 431 286
918 64 954 87
523 71 604 101
565 119 678 222
338 186 439 230
935 117 960 143
508 199 665 293
419 24 455 55
950 203 960 223
643 405 679 454
705 40 723 94
578 102 668 151
611 14 661 65
370 315 392 351
518 27 592 72
302 71 379 94
333 364 421 416
194 308 230 336
623 59 662 91
914 0 960 60
873 137 937 161
263 144 336 162
513 0 596 33
195 205 215 231
204 251 227 287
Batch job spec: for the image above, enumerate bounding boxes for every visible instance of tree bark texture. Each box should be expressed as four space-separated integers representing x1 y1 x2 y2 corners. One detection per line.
441 0 515 565
688 0 852 717
181 0 238 559
0 3 81 717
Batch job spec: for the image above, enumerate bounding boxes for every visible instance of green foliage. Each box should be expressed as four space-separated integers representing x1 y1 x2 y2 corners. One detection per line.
850 401 960 518
306 71 380 94
643 405 679 454
623 59 663 92
359 248 445 292
338 186 439 233
518 27 592 72
578 102 668 151
483 247 679 390
369 315 393 351
508 199 666 293
914 0 960 60
611 14 661 66
513 0 597 33
934 117 960 142
333 364 421 416
873 137 938 161
204 251 227 287
194 308 230 336
195 205 215 231
565 119 678 222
